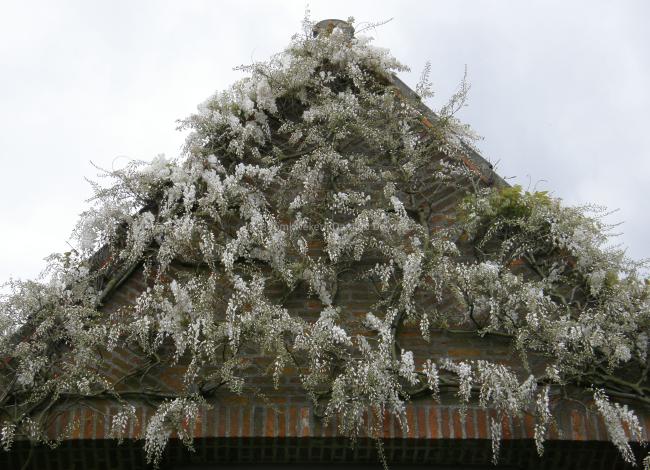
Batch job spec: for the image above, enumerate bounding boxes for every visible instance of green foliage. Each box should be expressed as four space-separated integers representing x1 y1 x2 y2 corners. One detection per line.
489 185 552 219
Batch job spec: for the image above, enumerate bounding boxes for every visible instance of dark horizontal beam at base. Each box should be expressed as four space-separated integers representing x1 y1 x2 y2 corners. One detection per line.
1 437 642 470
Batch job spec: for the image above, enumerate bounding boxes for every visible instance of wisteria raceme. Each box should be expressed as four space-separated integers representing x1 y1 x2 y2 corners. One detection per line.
144 397 203 467
0 15 648 468
594 389 644 464
111 405 137 445
533 386 552 456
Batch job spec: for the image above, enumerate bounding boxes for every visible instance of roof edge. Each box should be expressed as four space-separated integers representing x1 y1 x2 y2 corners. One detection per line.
389 73 509 189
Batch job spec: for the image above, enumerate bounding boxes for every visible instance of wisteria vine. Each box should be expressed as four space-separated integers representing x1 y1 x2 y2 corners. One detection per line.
1 16 648 468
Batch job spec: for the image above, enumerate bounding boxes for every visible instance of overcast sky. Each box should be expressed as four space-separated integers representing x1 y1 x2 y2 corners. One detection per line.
1 0 649 282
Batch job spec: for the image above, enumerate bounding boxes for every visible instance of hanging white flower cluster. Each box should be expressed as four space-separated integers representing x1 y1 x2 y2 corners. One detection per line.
0 15 648 468
144 397 203 467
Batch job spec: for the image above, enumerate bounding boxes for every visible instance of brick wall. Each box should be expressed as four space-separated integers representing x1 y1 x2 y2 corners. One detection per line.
5 148 648 469
3 252 649 469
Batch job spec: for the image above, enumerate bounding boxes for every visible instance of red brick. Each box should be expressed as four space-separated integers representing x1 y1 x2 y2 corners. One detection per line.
45 413 58 440
441 408 450 438
95 408 106 439
206 408 217 438
453 409 463 439
356 410 367 438
289 406 298 436
278 406 287 437
241 407 251 437
622 420 631 440
417 406 427 438
466 409 476 439
476 409 488 439
428 407 439 439
448 348 482 358
83 408 94 439
584 412 597 441
594 414 607 441
524 414 535 439
644 414 650 441
393 411 404 437
265 408 275 437
133 406 143 439
300 407 310 437
406 405 415 438
511 415 523 439
192 407 202 438
229 407 239 437
159 366 186 391
327 413 338 438
383 410 392 439
501 414 512 440
218 406 226 437
70 409 81 440
508 258 525 268
548 419 559 440
570 410 585 441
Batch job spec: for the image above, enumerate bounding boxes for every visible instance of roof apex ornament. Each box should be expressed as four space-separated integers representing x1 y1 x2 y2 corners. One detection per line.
313 19 355 39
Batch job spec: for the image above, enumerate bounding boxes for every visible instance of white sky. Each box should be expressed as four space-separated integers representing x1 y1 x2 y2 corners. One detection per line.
1 0 649 282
